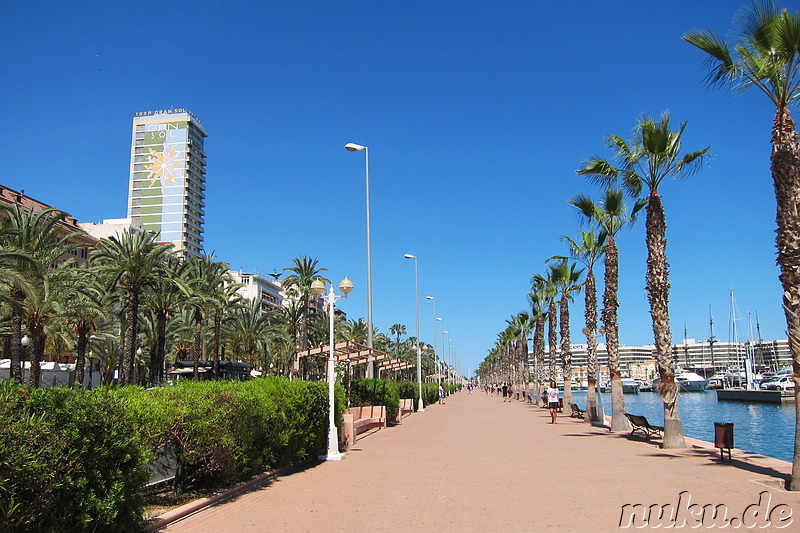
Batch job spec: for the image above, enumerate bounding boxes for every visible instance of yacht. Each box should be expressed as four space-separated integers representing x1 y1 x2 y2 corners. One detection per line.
676 371 709 392
621 378 640 394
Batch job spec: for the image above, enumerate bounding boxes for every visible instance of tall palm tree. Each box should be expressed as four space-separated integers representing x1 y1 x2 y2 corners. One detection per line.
532 272 559 385
570 190 646 430
389 323 406 360
528 283 548 405
282 256 330 354
142 255 183 386
0 237 38 384
507 312 533 396
578 114 708 447
91 231 171 385
57 268 109 387
224 298 274 369
558 231 606 422
1 204 77 387
174 255 234 380
683 1 800 486
547 259 584 410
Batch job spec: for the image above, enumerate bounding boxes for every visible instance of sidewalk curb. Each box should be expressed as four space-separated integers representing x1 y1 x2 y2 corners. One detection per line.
146 459 315 531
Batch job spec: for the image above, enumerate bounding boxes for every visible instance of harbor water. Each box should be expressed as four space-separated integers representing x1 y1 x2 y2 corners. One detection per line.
570 390 795 463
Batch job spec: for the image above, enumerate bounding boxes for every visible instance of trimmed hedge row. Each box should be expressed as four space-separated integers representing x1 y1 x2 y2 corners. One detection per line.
0 377 343 532
349 378 400 420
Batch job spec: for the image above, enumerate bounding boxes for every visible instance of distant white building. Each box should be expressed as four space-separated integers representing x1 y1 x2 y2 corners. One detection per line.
228 270 283 313
79 217 143 241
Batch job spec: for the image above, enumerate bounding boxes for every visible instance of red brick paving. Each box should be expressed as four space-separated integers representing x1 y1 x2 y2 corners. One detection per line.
158 390 800 531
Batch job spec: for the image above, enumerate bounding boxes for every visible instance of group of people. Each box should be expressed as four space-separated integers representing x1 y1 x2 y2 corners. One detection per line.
484 383 517 402
480 381 562 422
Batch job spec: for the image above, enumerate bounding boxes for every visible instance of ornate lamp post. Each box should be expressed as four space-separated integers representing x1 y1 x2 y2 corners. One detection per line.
21 334 31 384
311 276 354 461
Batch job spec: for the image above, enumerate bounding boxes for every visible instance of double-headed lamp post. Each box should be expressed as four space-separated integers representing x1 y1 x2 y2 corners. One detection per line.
311 276 354 461
403 253 424 412
344 143 374 378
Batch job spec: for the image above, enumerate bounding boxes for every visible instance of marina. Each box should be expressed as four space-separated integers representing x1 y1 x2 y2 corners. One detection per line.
571 389 796 462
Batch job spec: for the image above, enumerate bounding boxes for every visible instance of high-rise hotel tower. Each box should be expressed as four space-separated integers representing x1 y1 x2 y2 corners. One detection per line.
127 109 207 258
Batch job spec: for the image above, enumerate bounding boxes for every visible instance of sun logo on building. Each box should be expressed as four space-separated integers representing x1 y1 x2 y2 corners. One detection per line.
144 146 183 187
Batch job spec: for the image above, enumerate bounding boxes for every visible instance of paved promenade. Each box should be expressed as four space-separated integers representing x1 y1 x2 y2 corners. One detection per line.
159 390 800 531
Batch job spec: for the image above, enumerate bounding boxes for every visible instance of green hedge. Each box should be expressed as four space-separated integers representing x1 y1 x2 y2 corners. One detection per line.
0 382 149 532
349 379 399 421
395 381 443 409
0 377 344 532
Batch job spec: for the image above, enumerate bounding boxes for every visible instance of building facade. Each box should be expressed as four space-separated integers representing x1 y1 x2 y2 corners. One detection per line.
228 270 284 313
127 109 207 259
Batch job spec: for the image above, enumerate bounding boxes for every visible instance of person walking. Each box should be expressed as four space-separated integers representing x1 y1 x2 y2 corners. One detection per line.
438 384 445 404
501 383 508 402
547 381 560 423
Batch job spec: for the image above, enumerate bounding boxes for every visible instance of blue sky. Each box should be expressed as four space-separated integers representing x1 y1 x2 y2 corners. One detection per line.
1 1 790 375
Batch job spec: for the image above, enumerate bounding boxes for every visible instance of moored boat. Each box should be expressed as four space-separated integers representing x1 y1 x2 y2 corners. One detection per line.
676 371 708 392
621 378 640 394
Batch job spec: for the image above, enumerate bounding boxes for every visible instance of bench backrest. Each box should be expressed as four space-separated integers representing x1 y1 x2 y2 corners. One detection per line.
626 414 649 427
400 399 414 410
346 406 386 420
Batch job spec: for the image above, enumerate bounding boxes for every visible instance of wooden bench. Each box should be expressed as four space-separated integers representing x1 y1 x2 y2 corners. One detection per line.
569 403 585 419
397 399 415 422
625 413 664 440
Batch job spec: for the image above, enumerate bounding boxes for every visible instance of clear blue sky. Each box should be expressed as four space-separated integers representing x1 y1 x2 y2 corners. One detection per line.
1 1 789 375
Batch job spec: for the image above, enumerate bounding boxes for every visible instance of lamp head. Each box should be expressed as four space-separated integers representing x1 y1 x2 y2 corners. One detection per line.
345 143 366 152
310 278 326 296
403 253 415 259
426 295 434 300
20 335 31 347
436 317 442 321
338 277 354 296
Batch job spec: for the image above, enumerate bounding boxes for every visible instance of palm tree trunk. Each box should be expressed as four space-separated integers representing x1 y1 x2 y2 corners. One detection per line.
534 314 545 405
151 311 167 386
213 310 222 379
770 106 800 489
74 326 88 387
647 191 686 448
603 235 629 431
548 301 557 383
10 312 22 384
122 292 138 386
560 293 573 410
29 328 44 388
192 311 202 380
584 269 598 422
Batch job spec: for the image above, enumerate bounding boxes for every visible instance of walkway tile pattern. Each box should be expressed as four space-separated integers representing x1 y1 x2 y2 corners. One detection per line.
160 391 800 531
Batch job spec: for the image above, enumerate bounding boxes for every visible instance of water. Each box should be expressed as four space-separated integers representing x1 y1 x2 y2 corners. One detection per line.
570 390 796 462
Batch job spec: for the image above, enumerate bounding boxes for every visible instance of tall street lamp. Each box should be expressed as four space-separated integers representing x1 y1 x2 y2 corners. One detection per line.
403 253 424 412
426 296 439 386
311 276 354 461
344 143 374 378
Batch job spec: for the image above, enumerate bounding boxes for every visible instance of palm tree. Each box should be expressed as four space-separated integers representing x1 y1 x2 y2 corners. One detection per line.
389 323 406 360
142 255 183 386
57 268 109 387
282 256 330 353
547 259 584 410
1 204 77 387
578 114 708 447
225 298 274 369
507 312 533 396
528 283 548 405
174 255 234 380
91 231 171 385
0 237 38 384
532 272 559 385
570 189 646 430
557 231 606 422
683 1 800 485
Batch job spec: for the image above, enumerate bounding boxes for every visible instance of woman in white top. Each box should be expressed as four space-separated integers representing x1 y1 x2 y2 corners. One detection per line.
547 381 560 424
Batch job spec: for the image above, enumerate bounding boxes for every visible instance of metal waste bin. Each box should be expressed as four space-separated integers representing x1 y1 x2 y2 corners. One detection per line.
714 422 734 462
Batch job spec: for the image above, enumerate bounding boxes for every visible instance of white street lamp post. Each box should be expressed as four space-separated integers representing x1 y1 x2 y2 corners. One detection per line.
404 254 424 412
426 296 439 386
344 143 374 378
21 334 31 384
311 276 354 461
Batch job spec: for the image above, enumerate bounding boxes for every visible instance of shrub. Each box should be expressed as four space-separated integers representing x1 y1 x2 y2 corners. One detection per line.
0 381 148 532
349 379 399 420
